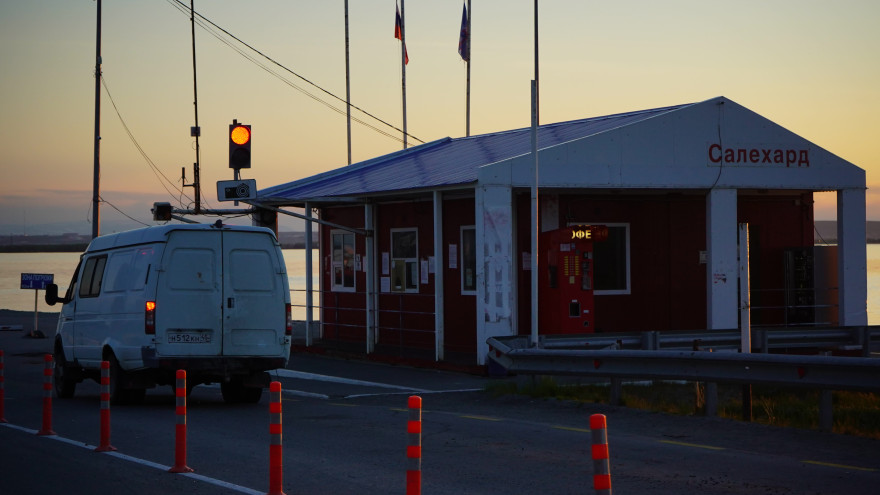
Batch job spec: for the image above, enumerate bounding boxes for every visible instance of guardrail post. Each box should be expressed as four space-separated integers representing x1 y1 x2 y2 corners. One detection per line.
406 395 422 495
0 350 7 423
268 381 285 495
169 369 194 473
37 354 56 436
609 378 622 406
819 389 833 432
590 414 612 495
704 382 718 417
95 360 116 452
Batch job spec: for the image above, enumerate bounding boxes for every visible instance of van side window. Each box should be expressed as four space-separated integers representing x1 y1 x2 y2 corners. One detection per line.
79 255 108 298
65 261 82 301
104 250 134 293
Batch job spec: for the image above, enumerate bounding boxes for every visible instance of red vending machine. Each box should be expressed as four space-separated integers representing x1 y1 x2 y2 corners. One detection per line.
538 225 607 333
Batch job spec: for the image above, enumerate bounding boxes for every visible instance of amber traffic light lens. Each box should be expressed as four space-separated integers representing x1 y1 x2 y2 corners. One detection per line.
230 125 250 145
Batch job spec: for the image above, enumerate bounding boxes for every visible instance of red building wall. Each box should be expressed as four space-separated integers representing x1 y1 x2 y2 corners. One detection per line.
516 192 814 334
320 200 479 361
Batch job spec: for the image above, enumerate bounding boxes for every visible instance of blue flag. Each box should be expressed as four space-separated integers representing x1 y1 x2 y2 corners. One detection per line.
458 3 469 62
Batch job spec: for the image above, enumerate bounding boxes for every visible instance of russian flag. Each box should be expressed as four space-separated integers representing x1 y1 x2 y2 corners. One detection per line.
395 4 409 65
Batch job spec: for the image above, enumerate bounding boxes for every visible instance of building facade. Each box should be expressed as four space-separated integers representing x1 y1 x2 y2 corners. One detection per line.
260 97 867 366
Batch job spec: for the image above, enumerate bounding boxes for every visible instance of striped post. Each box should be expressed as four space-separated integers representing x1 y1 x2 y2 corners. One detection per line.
95 361 116 452
406 395 422 495
0 350 7 423
267 381 285 495
590 414 612 495
37 354 56 436
169 369 193 473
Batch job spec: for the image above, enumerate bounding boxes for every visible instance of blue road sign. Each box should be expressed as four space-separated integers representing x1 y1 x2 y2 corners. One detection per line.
21 273 54 290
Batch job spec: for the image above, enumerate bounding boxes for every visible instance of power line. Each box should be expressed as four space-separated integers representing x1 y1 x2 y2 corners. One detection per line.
100 76 192 206
166 0 424 145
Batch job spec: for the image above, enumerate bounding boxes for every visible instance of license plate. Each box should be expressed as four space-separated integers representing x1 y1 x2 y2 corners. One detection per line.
167 332 212 344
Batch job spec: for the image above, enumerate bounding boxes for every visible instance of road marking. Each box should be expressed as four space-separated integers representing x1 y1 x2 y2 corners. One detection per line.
460 414 502 422
659 440 725 451
273 369 430 392
552 425 591 433
803 460 877 472
1 422 263 494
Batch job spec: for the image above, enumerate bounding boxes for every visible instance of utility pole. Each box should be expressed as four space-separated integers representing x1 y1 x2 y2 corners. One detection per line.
91 0 102 239
190 0 201 213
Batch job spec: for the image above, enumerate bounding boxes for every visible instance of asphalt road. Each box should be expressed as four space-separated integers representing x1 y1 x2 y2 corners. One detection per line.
1 323 879 494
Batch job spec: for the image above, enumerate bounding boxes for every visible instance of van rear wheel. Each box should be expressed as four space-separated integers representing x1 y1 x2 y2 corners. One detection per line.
221 379 263 404
107 353 145 405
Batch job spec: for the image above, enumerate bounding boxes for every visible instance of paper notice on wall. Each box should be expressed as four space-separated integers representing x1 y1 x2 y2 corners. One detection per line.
381 277 390 293
428 256 435 274
382 252 390 275
421 260 429 284
448 244 458 269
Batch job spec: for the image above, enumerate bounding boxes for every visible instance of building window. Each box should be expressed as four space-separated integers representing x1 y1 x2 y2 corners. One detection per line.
461 226 476 294
331 230 356 292
587 223 630 295
390 228 418 293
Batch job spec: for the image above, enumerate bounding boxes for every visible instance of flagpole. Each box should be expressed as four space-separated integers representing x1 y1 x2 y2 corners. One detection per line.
534 0 539 125
400 0 408 149
344 0 352 165
466 0 471 137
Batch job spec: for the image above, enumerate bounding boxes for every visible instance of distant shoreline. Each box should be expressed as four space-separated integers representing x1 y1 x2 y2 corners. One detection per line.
0 243 314 253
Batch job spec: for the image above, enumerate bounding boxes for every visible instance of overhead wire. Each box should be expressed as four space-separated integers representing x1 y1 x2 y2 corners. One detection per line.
165 0 423 145
100 75 192 206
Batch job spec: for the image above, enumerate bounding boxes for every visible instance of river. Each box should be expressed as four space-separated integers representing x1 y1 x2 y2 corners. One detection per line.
3 246 880 324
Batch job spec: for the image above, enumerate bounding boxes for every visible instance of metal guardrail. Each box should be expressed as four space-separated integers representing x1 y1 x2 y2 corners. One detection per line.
532 326 880 355
487 327 880 392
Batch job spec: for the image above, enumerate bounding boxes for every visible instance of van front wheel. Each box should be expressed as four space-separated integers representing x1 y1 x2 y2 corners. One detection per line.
53 344 77 399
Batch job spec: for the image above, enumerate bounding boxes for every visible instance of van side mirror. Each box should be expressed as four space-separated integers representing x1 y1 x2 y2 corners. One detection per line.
45 284 60 306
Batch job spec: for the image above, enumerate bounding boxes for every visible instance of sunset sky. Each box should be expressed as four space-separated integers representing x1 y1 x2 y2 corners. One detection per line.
2 0 878 234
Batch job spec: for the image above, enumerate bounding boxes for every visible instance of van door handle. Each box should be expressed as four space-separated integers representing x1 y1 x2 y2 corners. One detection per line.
227 298 234 309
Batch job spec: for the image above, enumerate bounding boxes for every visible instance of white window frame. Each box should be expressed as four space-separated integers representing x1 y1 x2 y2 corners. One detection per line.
571 222 631 295
331 230 356 292
460 225 476 295
390 228 419 293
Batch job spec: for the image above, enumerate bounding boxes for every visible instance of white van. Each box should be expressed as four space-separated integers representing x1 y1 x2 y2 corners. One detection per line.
45 223 292 404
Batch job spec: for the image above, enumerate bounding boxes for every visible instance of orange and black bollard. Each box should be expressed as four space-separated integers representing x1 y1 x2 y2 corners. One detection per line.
406 395 422 495
267 381 285 495
37 354 56 436
169 369 193 473
95 360 116 452
590 414 612 495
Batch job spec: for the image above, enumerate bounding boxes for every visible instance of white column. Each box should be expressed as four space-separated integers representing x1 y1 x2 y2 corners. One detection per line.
305 203 314 346
365 203 377 353
837 188 868 326
433 191 445 361
475 184 515 365
706 188 739 329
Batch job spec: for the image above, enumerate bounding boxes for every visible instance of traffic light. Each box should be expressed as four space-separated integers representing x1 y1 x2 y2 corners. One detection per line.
229 120 251 169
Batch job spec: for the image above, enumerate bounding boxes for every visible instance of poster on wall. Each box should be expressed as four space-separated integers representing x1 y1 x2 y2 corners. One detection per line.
448 244 458 269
